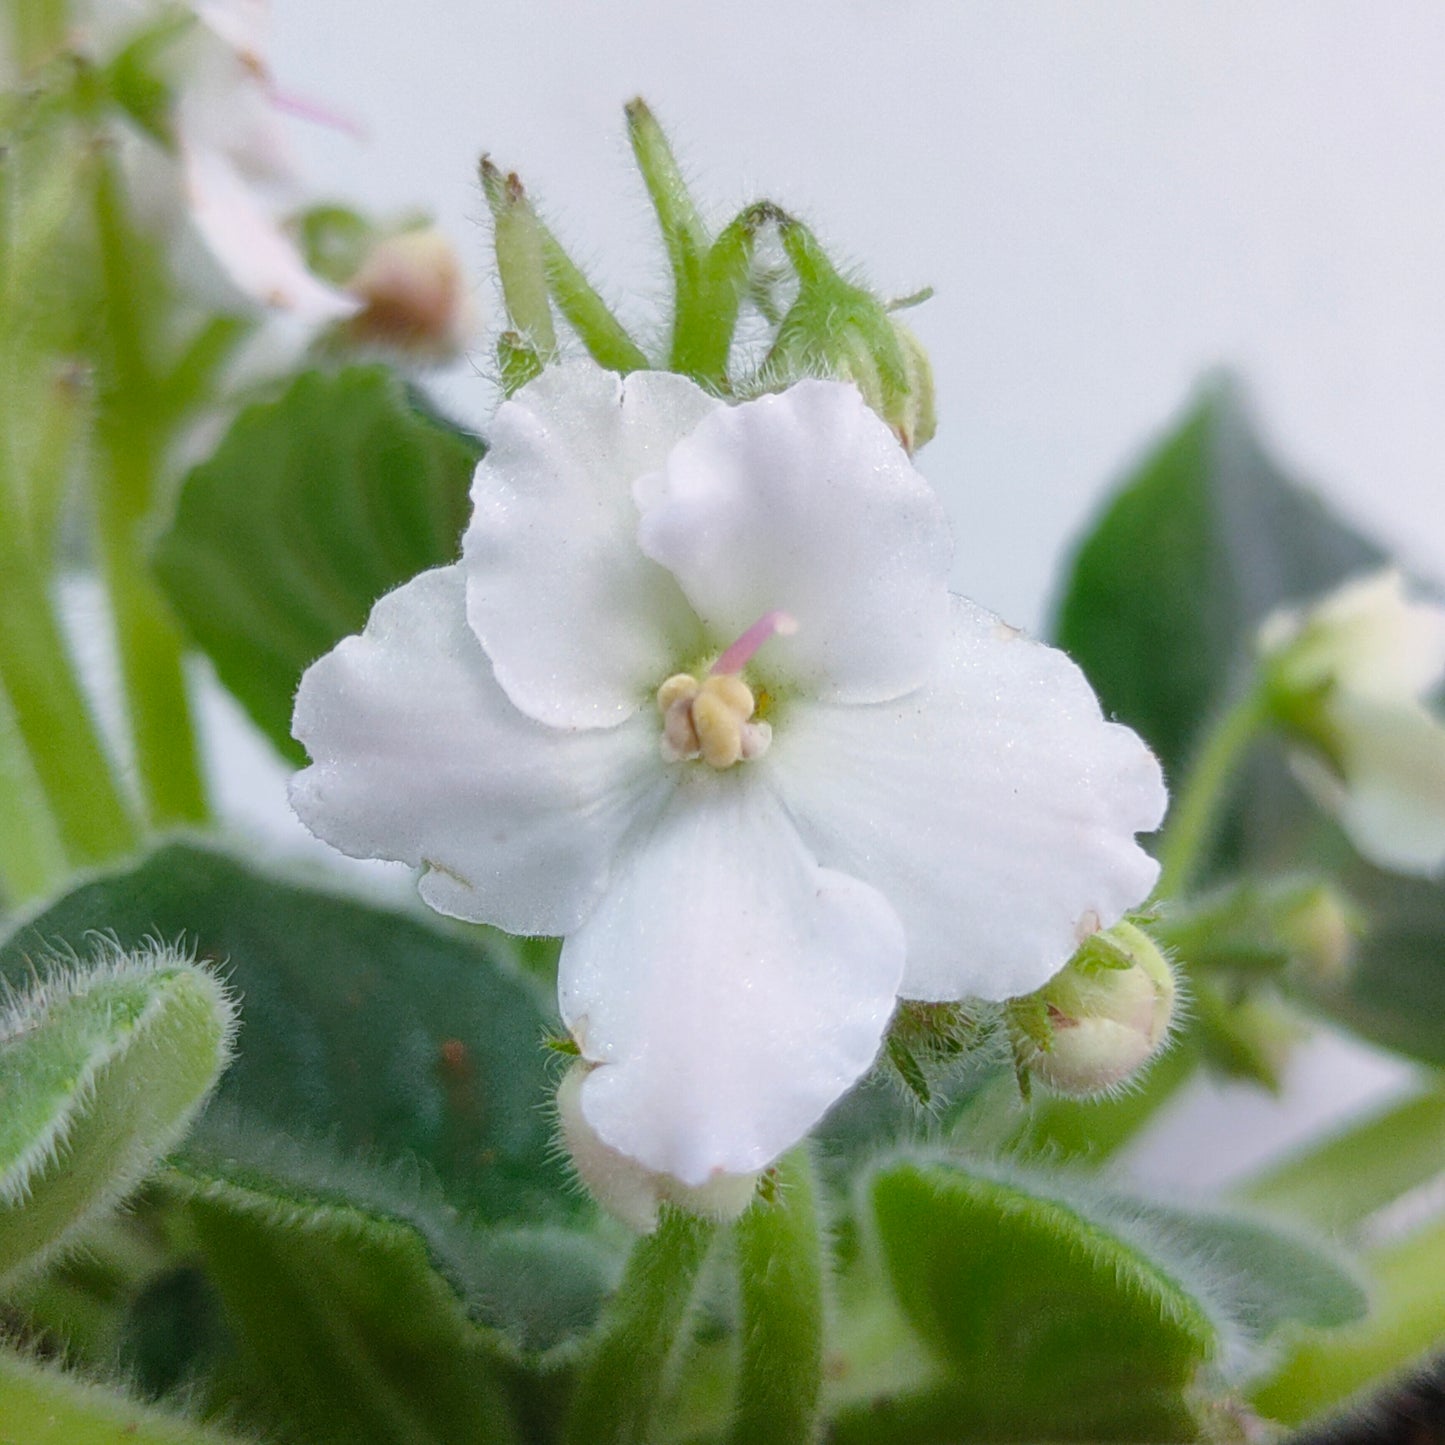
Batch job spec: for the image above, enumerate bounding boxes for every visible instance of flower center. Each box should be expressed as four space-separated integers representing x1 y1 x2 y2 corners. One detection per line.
656 611 796 770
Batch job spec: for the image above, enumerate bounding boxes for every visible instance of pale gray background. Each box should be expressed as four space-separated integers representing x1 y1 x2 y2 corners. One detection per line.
205 1 1445 1188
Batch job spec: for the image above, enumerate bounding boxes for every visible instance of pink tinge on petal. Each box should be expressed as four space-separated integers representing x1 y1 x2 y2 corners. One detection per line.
710 610 798 676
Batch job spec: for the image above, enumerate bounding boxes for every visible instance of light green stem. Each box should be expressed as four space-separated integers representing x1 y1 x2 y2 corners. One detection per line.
92 427 208 826
562 1209 716 1445
1154 686 1270 898
727 1150 825 1445
91 160 207 828
0 518 138 865
0 678 67 903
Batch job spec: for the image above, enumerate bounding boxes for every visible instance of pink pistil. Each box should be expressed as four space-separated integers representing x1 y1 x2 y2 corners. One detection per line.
710 610 798 676
269 87 368 141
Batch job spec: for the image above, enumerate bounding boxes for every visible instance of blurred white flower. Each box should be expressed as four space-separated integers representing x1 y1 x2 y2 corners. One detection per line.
342 226 475 361
1260 569 1445 876
173 0 358 322
291 361 1165 1197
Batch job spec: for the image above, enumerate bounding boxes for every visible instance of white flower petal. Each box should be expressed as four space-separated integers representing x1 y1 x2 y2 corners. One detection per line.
463 363 721 729
635 380 952 704
768 597 1167 1002
180 142 358 321
1308 697 1445 876
559 773 905 1185
291 566 671 934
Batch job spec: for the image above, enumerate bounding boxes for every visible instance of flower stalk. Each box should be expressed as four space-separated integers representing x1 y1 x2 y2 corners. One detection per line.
727 1148 826 1445
562 1209 717 1445
1153 685 1270 898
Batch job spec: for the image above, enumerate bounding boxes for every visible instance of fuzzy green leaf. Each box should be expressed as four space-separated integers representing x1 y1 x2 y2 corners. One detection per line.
0 945 235 1288
0 1347 252 1445
855 1159 1216 1442
163 1164 530 1445
0 842 577 1224
153 366 481 765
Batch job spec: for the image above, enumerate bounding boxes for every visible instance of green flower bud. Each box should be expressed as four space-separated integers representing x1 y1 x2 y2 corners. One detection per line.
1019 921 1177 1097
767 221 936 452
555 1065 757 1233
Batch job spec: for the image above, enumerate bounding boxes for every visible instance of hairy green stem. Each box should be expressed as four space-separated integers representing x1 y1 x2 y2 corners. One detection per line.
1154 687 1270 898
727 1149 825 1445
562 1210 716 1445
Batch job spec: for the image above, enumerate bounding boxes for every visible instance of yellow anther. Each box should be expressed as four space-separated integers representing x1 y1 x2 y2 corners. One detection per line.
655 672 769 769
657 674 699 711
693 687 745 769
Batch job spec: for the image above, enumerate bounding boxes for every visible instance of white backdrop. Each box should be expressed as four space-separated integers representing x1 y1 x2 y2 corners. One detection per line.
276 0 1445 631
204 1 1445 1187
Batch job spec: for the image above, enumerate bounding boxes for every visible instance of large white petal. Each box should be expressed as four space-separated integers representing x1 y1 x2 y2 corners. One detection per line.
291 566 670 934
769 597 1167 1002
635 380 952 704
180 142 358 322
464 363 721 729
559 772 905 1185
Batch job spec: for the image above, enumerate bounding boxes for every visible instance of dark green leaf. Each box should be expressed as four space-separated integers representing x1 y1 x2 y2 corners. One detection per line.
0 842 576 1224
167 1165 525 1445
154 367 482 764
1053 380 1384 871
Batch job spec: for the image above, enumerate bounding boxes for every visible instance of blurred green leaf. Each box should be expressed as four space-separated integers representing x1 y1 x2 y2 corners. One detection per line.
0 1346 250 1445
1053 379 1384 873
0 945 235 1288
1299 864 1445 1068
0 842 577 1224
847 1158 1216 1442
154 367 481 765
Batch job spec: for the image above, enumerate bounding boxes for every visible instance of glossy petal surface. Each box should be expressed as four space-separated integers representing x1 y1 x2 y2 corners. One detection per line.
464 364 720 728
635 381 952 703
769 597 1167 1001
559 773 905 1184
292 566 671 934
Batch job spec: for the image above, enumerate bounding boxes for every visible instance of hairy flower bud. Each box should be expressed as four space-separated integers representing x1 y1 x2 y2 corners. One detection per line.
1021 921 1177 1097
555 1065 758 1233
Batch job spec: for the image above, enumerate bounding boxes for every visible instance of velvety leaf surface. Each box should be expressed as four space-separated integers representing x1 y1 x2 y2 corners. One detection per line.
0 842 575 1224
849 1158 1216 1441
163 1164 527 1445
0 948 235 1286
154 366 481 764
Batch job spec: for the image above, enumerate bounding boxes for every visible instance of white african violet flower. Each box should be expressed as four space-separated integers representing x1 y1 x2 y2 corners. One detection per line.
1259 569 1445 876
291 361 1166 1193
